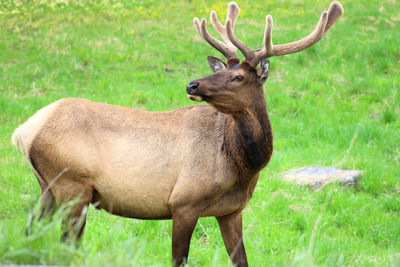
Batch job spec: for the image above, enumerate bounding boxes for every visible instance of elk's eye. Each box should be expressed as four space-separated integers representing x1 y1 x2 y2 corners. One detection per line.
232 75 244 82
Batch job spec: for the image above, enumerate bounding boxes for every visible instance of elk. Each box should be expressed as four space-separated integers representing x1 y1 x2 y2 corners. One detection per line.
12 1 343 266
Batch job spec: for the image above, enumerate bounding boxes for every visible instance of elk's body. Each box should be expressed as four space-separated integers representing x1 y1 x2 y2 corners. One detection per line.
13 97 271 219
12 2 343 266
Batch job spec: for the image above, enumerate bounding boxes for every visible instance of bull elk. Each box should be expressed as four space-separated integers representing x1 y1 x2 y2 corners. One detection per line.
12 1 343 266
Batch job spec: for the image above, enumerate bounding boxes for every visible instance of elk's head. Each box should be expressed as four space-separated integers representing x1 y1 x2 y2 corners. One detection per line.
187 1 343 114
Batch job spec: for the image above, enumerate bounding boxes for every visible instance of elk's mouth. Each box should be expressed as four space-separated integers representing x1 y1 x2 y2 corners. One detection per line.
187 94 204 102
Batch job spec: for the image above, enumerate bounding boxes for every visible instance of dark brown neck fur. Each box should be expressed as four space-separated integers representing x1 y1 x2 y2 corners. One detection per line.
220 88 273 177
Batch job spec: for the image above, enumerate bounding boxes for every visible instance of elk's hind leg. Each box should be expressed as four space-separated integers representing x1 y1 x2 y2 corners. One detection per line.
28 139 93 241
26 177 92 242
26 174 56 235
53 179 94 242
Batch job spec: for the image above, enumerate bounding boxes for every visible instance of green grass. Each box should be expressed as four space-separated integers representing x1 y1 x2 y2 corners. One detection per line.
1 0 399 265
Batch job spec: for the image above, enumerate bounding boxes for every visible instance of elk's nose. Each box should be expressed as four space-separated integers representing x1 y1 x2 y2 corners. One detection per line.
186 81 199 94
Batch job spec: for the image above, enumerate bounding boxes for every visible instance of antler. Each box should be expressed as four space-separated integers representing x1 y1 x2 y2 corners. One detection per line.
226 1 344 68
193 2 240 61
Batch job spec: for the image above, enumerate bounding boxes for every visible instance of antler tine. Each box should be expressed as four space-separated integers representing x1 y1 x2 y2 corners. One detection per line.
193 2 240 61
210 2 239 48
238 15 273 67
226 19 254 61
194 18 232 59
263 15 273 57
325 1 344 33
227 1 240 26
193 17 204 39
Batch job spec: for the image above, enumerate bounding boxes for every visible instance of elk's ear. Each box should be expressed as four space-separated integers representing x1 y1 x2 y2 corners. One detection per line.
207 56 226 73
257 58 270 83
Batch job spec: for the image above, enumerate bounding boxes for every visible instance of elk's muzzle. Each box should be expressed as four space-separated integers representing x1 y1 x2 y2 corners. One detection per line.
186 81 203 102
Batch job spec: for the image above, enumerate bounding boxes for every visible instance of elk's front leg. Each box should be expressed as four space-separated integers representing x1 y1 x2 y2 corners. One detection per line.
171 208 199 266
168 167 232 266
216 212 248 267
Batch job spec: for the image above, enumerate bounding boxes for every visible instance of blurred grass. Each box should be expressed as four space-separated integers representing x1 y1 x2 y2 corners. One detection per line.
1 0 399 266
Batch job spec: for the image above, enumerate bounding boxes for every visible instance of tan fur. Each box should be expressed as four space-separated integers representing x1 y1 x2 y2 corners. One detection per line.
12 100 62 156
13 98 245 219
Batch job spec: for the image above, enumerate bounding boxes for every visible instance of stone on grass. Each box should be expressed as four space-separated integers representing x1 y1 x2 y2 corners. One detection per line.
281 166 362 189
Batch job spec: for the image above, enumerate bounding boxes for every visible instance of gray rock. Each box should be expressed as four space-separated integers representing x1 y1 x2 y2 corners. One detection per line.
281 166 362 189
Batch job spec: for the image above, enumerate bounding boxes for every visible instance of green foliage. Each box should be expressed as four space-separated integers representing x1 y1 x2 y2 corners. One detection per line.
1 0 399 266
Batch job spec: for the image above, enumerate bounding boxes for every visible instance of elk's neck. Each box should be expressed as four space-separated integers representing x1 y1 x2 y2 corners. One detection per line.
222 91 273 176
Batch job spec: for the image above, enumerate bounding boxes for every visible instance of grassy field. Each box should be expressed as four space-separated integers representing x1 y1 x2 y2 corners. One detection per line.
0 0 399 266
